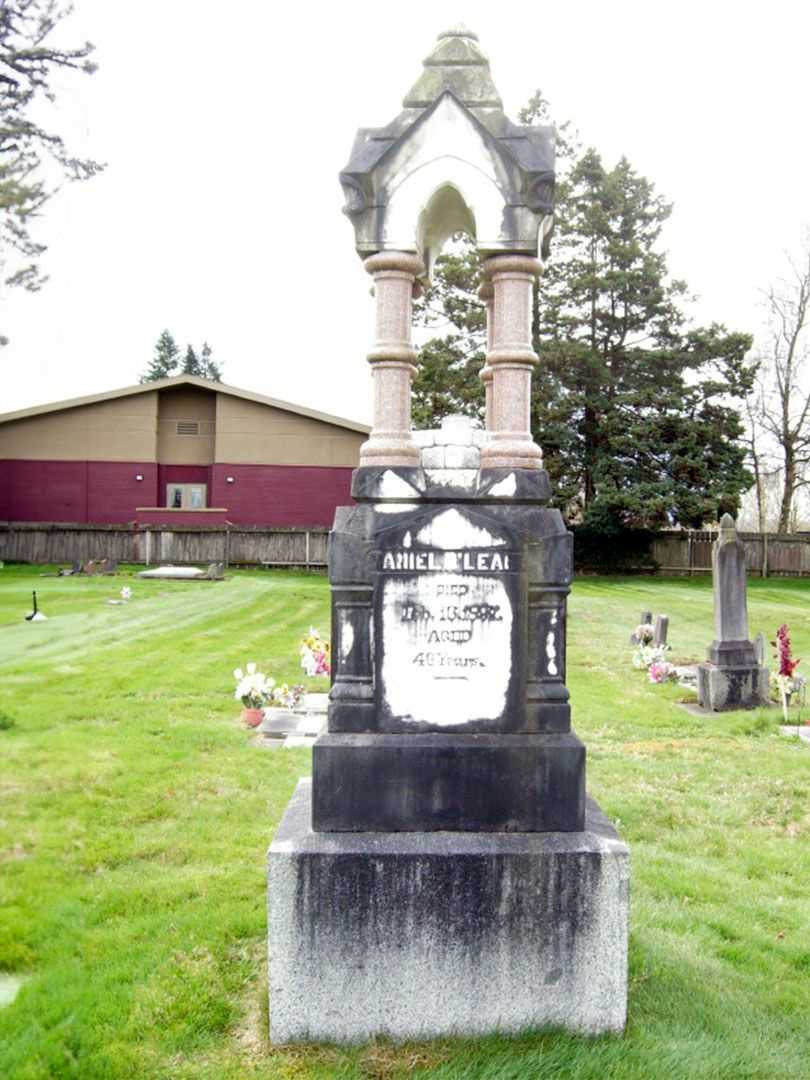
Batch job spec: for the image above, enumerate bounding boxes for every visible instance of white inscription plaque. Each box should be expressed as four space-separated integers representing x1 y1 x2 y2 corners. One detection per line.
379 509 515 728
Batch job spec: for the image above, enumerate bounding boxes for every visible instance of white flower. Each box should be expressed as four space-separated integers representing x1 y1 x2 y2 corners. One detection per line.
233 662 276 708
633 643 669 670
301 652 318 678
120 586 132 601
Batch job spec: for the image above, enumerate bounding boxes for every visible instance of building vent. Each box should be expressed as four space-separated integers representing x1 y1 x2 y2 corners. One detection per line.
176 420 200 436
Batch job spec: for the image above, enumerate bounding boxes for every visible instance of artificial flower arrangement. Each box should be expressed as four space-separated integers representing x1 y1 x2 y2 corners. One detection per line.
273 682 307 709
648 659 678 685
633 623 655 646
770 624 806 722
233 662 306 723
632 642 678 685
234 662 275 710
632 643 669 670
300 628 331 678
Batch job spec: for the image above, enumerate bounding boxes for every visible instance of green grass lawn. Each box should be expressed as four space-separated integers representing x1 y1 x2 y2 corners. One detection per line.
0 564 808 1080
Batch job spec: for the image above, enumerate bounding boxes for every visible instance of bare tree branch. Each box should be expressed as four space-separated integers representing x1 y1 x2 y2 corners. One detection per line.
748 231 810 531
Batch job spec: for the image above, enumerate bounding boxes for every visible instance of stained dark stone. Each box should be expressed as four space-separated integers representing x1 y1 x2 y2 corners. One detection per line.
284 783 613 956
312 732 585 832
320 464 582 832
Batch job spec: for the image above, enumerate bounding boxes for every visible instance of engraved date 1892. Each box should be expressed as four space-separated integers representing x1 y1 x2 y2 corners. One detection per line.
400 602 502 624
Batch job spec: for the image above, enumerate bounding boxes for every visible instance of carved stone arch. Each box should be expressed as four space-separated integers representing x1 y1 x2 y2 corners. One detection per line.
416 182 476 273
339 26 555 469
384 156 504 276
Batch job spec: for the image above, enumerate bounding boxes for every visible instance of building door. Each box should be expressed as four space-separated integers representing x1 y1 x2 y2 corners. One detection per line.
167 483 207 509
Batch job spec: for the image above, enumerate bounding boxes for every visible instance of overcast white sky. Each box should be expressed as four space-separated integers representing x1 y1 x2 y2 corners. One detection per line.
2 0 808 424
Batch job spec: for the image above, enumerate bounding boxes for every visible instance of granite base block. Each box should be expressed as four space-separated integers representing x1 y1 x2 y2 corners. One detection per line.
697 663 770 711
268 779 629 1043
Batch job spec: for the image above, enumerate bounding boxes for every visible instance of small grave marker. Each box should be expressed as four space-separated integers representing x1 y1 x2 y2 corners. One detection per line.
654 614 669 647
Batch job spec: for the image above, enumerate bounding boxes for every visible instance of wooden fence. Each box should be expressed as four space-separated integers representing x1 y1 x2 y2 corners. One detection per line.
651 530 810 577
2 522 810 576
0 523 330 569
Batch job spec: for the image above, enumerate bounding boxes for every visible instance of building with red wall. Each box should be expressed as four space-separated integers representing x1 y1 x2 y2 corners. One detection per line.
0 376 368 527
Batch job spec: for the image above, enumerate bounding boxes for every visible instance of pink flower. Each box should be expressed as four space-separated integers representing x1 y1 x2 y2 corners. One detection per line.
648 660 675 684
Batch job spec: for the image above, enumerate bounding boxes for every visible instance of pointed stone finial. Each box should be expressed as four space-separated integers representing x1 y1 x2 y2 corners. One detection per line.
403 27 502 109
437 24 479 41
718 513 737 543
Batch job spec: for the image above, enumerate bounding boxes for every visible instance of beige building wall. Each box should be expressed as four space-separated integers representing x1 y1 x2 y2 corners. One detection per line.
215 394 364 467
157 387 216 465
0 392 158 461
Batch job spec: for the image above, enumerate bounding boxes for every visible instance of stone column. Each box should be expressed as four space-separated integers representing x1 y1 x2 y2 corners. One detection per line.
697 514 769 710
711 514 750 648
359 251 423 468
477 280 494 429
479 254 544 470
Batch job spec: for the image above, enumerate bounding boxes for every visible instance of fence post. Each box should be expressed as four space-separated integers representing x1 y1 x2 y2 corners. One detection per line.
224 524 230 569
145 529 152 567
687 531 694 577
762 531 768 579
305 530 311 570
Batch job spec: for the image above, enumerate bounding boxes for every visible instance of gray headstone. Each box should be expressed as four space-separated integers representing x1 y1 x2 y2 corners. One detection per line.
713 514 749 644
654 615 669 647
697 515 769 710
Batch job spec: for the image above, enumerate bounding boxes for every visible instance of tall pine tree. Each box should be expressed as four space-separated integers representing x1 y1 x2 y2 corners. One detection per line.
140 329 180 382
141 333 223 383
199 341 222 382
532 149 752 529
0 1 103 301
181 344 201 376
412 95 753 529
412 243 485 427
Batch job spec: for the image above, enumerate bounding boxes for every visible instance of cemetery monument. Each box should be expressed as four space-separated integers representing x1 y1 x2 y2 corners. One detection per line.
268 27 629 1042
697 514 769 711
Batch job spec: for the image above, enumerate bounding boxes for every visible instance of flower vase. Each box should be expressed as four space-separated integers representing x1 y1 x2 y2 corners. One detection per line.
781 690 792 724
242 707 264 728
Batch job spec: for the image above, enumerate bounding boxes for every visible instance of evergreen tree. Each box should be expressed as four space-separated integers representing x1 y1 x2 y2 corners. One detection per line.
181 344 201 376
533 148 753 528
412 93 754 529
412 243 485 428
199 341 222 382
0 1 103 305
141 334 223 383
140 329 180 382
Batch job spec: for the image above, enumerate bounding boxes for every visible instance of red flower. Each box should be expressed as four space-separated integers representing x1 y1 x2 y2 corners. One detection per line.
775 624 801 678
